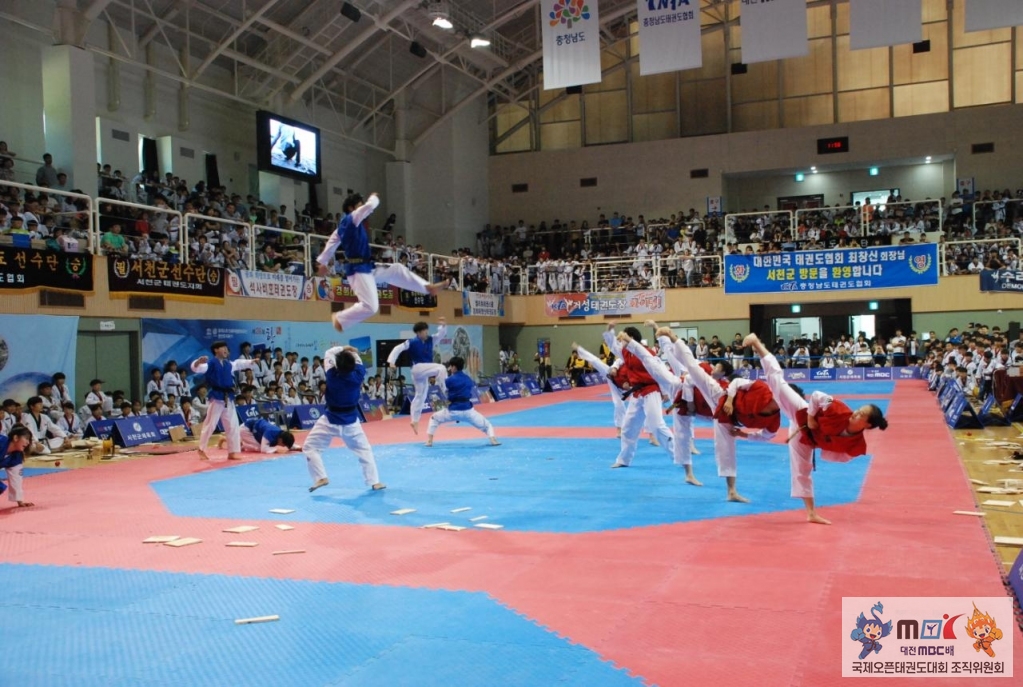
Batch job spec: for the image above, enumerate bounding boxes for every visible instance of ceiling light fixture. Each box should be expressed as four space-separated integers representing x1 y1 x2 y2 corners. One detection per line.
470 35 491 48
430 1 453 29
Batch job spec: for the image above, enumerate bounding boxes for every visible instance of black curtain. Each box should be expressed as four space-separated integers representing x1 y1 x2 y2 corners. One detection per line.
205 153 221 189
308 181 319 217
140 137 159 176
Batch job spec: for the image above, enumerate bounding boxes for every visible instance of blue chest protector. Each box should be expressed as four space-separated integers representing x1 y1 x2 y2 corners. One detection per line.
337 214 372 276
205 359 236 402
408 336 434 365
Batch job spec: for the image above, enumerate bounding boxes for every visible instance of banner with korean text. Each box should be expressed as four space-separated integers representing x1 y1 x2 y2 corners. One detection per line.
739 0 808 64
965 0 1023 33
724 244 939 294
462 291 505 317
227 270 314 300
542 0 602 89
108 258 225 303
637 0 702 76
544 290 666 317
0 246 93 293
980 268 1023 292
313 276 398 305
850 0 921 50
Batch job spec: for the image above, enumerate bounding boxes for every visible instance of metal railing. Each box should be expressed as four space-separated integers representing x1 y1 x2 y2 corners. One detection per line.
252 224 310 275
97 198 183 260
863 199 943 235
183 212 250 269
795 205 862 239
724 210 794 244
941 237 1022 275
0 179 95 252
973 198 1023 232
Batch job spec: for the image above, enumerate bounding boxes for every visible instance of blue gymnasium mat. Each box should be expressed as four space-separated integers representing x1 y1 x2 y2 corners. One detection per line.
152 435 873 533
0 564 643 687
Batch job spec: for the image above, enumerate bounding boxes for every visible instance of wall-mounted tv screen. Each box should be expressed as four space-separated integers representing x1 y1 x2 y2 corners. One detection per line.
256 111 322 182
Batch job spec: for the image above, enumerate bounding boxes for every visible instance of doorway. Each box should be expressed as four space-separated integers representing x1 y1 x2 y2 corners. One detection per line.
76 331 140 406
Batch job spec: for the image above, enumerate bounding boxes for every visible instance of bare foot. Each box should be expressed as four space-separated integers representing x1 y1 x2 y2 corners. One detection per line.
371 482 387 490
309 478 329 492
807 513 832 525
332 314 344 333
649 437 660 447
690 443 701 455
227 453 243 461
410 421 419 435
616 428 622 438
489 438 501 446
727 491 751 503
197 449 210 461
17 501 34 508
217 437 227 449
424 440 433 447
684 468 703 486
611 462 628 469
426 279 451 295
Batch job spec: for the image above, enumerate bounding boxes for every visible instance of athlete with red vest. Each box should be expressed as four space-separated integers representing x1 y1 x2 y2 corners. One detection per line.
655 327 776 503
743 333 887 525
607 327 674 468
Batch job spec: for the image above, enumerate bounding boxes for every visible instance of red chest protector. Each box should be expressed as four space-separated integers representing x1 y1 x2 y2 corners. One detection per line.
713 380 781 432
795 399 867 457
674 363 725 417
622 347 660 398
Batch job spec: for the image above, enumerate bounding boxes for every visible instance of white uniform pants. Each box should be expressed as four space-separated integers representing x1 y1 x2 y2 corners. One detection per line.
199 398 240 453
334 265 430 330
302 416 380 486
411 362 448 423
2 464 24 502
613 392 674 466
759 351 817 499
673 341 737 478
238 425 262 453
427 408 495 438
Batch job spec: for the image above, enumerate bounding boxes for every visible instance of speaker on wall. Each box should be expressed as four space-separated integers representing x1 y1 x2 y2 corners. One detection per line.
340 2 362 22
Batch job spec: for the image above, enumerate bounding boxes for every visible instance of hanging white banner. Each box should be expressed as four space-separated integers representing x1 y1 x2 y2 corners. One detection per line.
850 0 922 50
541 0 602 90
637 0 703 76
965 0 1023 33
739 0 808 64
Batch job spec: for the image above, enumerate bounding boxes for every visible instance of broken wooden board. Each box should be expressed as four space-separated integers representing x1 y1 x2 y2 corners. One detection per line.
164 537 202 548
143 535 180 544
226 541 259 547
223 526 259 534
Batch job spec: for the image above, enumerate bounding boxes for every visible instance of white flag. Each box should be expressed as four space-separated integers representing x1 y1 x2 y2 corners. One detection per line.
965 0 1023 32
541 0 602 90
740 0 808 64
850 0 921 50
637 0 703 76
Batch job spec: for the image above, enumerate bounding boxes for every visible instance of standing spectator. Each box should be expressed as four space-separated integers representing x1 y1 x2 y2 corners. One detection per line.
35 154 59 188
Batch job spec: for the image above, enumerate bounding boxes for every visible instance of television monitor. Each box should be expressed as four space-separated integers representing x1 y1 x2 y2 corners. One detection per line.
256 111 322 182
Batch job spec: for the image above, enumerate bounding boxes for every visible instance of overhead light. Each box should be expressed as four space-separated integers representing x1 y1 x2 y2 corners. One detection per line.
810 166 817 171
470 35 491 48
869 167 879 176
925 156 932 163
795 172 805 182
868 301 879 311
429 0 453 29
792 304 802 314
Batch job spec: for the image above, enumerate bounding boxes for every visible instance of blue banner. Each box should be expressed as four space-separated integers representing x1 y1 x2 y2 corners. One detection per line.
153 414 188 440
491 382 522 401
980 268 1023 292
85 419 115 440
0 315 79 405
523 377 543 395
546 376 572 391
724 244 939 294
290 405 326 430
112 416 162 447
1009 549 1023 611
236 404 263 424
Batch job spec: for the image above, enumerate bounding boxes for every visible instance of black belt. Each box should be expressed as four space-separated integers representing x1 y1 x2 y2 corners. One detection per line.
328 405 357 413
212 386 236 394
621 383 655 400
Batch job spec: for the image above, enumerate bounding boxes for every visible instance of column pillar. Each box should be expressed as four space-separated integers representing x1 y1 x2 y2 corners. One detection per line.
42 45 97 192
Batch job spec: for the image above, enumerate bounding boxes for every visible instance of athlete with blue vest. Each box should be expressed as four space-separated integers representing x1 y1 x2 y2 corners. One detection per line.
425 357 499 447
304 345 386 493
235 417 297 454
190 341 258 461
315 192 450 332
387 318 448 435
0 425 34 508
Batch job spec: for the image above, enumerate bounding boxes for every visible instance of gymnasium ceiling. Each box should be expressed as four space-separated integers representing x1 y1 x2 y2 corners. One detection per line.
2 1 766 153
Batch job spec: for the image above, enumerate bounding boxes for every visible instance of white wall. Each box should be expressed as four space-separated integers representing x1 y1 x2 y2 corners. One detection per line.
489 104 1023 226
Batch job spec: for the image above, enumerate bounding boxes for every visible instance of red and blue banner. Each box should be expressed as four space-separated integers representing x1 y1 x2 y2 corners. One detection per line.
544 290 666 318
